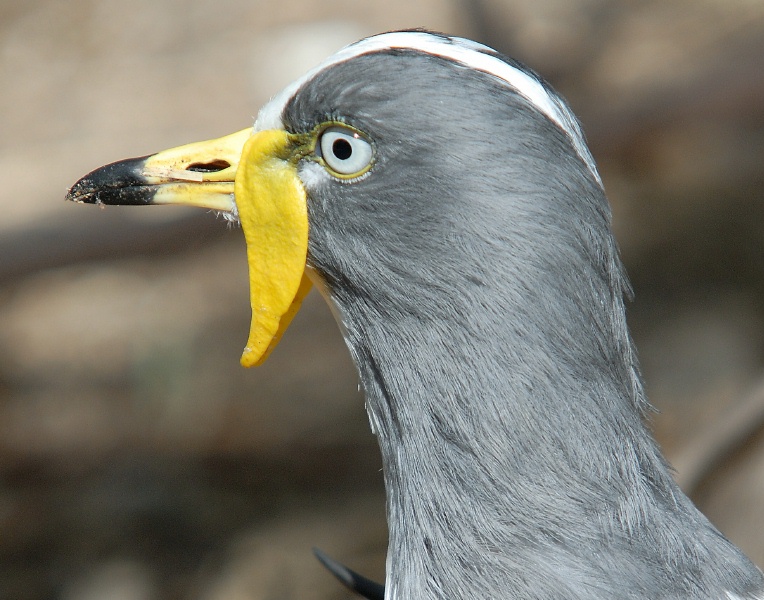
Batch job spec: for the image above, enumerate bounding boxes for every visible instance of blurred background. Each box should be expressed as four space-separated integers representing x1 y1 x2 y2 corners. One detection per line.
1 0 763 598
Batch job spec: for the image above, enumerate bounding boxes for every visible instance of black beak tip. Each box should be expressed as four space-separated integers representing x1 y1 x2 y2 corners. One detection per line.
66 155 155 206
65 177 99 204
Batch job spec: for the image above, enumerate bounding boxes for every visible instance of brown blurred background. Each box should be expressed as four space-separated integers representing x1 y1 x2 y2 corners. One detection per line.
1 1 763 598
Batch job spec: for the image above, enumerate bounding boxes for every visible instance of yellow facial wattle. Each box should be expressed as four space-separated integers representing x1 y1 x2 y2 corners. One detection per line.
234 130 313 367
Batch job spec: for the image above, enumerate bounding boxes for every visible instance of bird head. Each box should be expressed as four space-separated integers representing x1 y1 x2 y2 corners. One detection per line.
67 30 618 376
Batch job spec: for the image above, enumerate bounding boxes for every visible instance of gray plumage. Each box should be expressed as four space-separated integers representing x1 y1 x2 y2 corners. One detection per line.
280 43 764 599
64 29 764 600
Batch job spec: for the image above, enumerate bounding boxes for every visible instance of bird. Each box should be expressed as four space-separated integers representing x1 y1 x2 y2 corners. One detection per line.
66 29 763 600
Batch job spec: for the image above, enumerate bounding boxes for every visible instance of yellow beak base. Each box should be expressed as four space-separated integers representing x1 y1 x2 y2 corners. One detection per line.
234 130 312 367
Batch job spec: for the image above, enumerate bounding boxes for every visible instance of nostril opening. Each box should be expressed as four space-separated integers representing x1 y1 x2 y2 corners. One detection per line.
187 160 231 172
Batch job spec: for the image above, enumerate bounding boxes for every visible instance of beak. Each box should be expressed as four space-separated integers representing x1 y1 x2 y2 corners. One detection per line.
67 128 313 367
66 128 252 212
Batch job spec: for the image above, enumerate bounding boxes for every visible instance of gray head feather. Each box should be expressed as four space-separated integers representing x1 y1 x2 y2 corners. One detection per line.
283 46 764 600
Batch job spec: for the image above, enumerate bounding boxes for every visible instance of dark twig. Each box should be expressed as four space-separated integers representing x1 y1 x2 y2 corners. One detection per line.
313 547 385 600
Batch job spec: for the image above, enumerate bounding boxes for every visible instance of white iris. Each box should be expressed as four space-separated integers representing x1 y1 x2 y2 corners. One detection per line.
318 126 373 176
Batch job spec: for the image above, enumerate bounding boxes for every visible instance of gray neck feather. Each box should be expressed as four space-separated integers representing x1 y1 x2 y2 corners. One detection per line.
298 52 764 600
318 168 762 600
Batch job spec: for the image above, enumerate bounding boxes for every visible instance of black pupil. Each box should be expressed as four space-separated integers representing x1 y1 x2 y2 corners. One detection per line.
332 138 353 160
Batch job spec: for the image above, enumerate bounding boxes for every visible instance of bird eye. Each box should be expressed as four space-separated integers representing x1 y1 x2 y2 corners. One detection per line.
317 126 373 178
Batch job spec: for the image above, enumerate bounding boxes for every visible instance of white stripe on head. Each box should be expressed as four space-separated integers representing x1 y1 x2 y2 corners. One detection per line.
255 30 601 185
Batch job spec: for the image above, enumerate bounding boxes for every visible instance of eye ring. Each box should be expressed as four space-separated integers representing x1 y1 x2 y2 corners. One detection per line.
315 125 374 179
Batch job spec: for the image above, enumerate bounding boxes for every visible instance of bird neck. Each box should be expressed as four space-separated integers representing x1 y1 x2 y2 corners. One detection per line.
335 299 763 600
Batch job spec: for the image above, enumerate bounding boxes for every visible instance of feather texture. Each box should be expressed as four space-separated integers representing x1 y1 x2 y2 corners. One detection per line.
263 31 764 600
